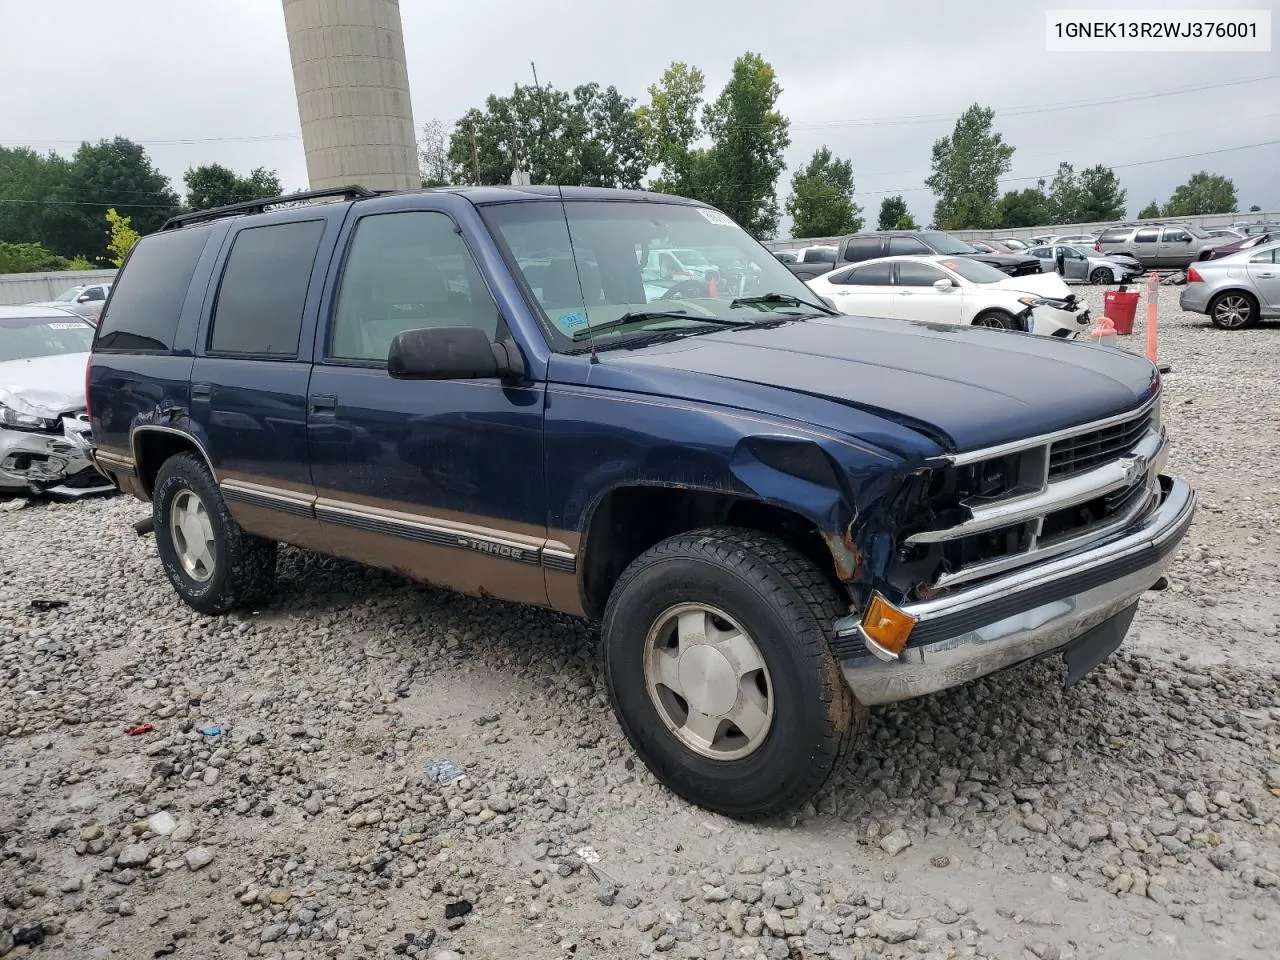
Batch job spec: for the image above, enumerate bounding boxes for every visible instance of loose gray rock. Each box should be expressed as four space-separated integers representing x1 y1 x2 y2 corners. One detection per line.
879 829 912 856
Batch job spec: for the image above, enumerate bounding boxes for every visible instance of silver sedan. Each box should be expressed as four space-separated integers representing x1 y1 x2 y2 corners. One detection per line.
1026 243 1143 285
1180 239 1280 329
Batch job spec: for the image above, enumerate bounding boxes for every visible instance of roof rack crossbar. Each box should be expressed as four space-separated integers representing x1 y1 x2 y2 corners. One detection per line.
161 185 377 230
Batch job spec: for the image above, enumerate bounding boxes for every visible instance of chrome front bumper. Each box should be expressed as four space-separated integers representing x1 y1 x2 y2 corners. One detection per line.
834 475 1195 706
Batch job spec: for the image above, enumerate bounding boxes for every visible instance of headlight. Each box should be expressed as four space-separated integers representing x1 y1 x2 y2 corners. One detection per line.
0 402 56 430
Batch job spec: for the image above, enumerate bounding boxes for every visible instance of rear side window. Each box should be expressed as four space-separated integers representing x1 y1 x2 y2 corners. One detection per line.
841 237 882 262
803 247 836 263
1133 228 1159 243
208 220 325 357
94 226 214 352
844 262 893 286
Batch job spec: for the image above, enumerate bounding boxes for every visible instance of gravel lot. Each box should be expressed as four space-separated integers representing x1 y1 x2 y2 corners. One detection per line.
2 284 1278 960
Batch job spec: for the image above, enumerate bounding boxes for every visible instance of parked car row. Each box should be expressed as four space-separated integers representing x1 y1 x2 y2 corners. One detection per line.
27 281 114 324
78 183 1194 818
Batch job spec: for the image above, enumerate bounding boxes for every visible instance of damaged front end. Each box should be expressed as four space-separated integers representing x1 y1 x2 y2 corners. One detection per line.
0 406 115 498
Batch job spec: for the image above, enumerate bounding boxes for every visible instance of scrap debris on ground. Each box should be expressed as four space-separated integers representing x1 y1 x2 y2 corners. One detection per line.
1 285 1278 960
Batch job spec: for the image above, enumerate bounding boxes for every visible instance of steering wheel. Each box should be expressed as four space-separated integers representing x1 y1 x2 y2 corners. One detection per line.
664 279 711 300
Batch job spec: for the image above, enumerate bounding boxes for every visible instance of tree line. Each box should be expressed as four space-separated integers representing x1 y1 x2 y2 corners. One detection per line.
0 57 1264 272
0 138 284 272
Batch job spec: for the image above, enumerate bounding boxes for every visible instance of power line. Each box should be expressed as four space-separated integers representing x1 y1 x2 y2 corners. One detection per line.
9 73 1276 147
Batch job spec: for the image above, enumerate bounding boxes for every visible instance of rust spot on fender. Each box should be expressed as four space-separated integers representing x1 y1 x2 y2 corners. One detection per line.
821 524 862 583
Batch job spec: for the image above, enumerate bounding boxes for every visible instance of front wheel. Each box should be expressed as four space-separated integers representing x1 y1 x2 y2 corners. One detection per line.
152 452 277 615
1089 267 1113 285
1208 292 1257 330
973 309 1018 330
600 527 863 819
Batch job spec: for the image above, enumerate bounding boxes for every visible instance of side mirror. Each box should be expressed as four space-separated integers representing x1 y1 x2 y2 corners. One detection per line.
387 326 524 381
933 278 955 291
76 294 91 303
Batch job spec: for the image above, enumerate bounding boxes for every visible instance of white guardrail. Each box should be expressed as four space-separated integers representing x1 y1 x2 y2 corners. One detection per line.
0 269 118 306
762 209 1280 251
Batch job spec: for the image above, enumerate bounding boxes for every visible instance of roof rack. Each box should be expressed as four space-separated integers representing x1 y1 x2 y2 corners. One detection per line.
161 185 378 230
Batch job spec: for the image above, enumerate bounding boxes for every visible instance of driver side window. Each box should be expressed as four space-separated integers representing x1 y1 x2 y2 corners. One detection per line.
329 211 501 363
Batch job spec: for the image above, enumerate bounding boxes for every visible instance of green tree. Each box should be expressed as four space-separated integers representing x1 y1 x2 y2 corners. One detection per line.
183 163 281 211
1162 171 1238 216
924 104 1014 230
448 82 645 189
785 147 862 238
0 146 72 253
1137 199 1161 219
701 52 791 238
636 62 708 196
894 212 919 229
53 137 180 257
1076 164 1127 221
1047 162 1085 223
0 240 71 273
876 195 909 231
105 208 140 266
995 180 1051 228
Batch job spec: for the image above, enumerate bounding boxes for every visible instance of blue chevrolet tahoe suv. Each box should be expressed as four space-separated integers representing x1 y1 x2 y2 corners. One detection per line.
86 185 1196 818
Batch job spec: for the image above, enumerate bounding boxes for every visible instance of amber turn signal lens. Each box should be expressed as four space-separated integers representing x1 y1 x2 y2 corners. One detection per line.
860 594 916 659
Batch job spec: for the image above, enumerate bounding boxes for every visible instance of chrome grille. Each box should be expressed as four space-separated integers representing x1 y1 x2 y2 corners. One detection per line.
1048 410 1153 479
899 395 1165 592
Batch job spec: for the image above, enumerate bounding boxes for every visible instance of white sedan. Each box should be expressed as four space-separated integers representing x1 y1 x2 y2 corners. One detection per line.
806 255 1091 338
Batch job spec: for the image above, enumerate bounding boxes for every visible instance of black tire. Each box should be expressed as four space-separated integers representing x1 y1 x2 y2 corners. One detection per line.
152 452 277 615
1089 267 1113 285
1208 291 1258 330
973 309 1017 330
600 527 864 819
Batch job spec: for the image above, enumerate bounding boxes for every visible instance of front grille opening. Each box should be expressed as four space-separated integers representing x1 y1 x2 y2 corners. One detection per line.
942 521 1035 570
1040 482 1148 543
1048 413 1151 479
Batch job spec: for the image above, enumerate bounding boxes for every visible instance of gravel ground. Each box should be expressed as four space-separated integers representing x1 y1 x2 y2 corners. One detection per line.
2 284 1278 960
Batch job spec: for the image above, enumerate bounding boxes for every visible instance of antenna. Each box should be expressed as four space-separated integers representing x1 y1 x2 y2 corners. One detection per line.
557 185 597 363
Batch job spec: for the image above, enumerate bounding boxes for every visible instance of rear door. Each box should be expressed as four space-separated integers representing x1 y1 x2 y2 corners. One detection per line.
187 209 341 551
822 261 896 316
1247 248 1280 309
305 195 549 606
1130 227 1160 266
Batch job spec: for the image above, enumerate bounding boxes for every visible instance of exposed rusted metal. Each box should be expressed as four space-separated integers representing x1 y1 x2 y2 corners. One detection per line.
821 523 862 583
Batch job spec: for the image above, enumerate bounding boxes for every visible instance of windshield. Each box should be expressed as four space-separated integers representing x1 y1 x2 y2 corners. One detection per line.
480 199 828 350
53 287 83 302
1184 224 1210 239
937 258 1011 284
920 232 978 255
0 315 94 361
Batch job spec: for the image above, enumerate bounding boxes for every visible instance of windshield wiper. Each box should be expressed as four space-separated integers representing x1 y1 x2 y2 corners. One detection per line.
570 311 752 342
729 292 838 315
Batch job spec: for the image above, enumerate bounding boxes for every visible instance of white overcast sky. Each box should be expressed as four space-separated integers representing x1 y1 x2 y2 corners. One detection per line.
1 0 1277 234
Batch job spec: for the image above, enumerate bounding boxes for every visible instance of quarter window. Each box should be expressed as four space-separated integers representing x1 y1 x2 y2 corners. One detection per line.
330 211 501 363
208 220 325 357
94 226 215 352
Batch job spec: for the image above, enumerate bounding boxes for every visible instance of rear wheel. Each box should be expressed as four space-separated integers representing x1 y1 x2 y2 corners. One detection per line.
152 452 277 614
973 309 1018 330
1208 292 1257 330
1089 267 1113 285
600 527 863 819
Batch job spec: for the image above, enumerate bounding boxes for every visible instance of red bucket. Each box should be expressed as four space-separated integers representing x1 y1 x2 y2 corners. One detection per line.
1103 290 1140 335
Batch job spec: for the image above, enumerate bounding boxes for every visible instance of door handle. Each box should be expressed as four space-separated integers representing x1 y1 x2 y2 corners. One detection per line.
191 382 211 401
900 291 913 296
1258 272 1276 278
308 394 337 415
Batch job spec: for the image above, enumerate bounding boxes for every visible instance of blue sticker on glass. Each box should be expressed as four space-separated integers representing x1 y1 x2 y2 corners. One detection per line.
559 312 588 330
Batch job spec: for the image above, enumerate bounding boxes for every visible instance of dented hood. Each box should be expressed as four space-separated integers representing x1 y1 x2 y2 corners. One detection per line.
0 351 90 418
987 272 1073 299
601 315 1158 454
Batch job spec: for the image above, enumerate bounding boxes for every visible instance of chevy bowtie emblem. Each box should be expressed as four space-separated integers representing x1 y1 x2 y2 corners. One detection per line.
1117 455 1144 485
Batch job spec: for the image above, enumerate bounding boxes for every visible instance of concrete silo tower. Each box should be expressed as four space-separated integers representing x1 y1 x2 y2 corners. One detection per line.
281 0 419 191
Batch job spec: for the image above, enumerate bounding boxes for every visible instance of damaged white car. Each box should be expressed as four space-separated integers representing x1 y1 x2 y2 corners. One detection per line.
0 306 113 498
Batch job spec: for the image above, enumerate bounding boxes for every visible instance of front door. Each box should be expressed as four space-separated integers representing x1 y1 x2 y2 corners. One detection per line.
1247 248 1280 309
306 202 549 606
1157 226 1193 267
890 261 964 324
1059 245 1089 281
